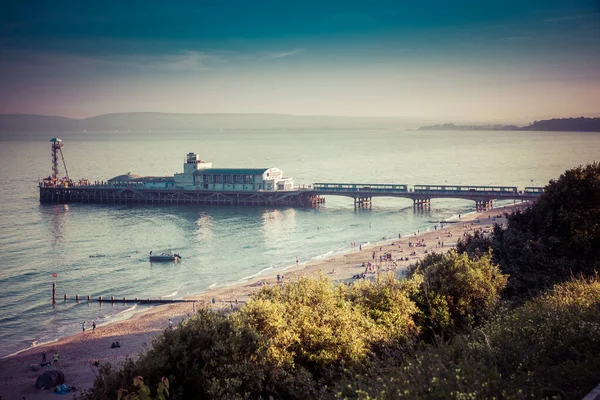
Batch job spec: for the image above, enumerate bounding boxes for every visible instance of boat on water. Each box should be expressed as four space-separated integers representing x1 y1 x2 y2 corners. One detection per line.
149 251 181 262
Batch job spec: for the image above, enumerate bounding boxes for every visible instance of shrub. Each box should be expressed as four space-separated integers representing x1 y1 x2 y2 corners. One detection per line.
241 275 419 374
410 251 508 342
340 277 600 399
80 276 421 400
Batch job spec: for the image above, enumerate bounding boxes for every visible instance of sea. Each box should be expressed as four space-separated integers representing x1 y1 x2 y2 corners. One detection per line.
0 129 599 358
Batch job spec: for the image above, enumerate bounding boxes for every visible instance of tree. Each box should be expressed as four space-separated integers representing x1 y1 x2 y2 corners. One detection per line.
410 251 507 342
492 162 600 299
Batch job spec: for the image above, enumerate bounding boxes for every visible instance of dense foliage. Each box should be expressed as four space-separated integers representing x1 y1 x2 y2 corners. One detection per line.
490 162 600 300
79 275 422 400
79 163 600 400
344 277 600 399
409 251 507 342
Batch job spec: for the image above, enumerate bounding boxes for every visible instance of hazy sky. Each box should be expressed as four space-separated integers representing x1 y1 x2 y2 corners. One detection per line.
1 0 599 120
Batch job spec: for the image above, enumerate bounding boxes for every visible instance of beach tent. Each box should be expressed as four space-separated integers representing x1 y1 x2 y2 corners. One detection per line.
35 370 65 389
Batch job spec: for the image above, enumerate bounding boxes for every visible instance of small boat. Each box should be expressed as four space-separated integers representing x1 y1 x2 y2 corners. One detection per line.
149 251 181 262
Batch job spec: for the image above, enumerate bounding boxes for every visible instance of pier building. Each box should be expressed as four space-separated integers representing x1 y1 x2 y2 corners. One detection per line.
103 153 295 192
171 152 294 192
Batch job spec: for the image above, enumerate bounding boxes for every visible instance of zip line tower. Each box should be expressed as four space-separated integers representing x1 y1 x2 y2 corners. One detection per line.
50 137 69 181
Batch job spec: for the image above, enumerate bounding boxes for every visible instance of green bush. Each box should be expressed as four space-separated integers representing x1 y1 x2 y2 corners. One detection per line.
80 276 421 400
79 309 286 400
410 251 508 342
340 277 600 399
240 274 420 373
239 275 380 374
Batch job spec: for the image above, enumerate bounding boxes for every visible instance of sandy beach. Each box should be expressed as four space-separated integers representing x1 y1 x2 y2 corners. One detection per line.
0 203 525 399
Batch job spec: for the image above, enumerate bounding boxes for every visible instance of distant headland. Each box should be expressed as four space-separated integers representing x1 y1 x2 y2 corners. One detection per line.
418 117 600 132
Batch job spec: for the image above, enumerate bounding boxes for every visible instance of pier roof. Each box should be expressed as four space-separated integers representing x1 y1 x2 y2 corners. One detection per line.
108 172 144 181
194 168 270 175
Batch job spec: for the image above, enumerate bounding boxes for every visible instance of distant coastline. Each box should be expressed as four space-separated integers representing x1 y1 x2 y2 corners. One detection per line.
418 117 600 132
1 113 599 133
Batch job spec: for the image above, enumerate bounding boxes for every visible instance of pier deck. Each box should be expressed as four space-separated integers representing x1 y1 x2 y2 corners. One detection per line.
40 182 543 210
39 185 319 206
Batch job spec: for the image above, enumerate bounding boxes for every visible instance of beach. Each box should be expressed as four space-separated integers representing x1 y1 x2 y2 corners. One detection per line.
0 203 523 399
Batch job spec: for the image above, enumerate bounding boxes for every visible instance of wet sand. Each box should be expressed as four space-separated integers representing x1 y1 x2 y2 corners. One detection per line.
0 203 525 399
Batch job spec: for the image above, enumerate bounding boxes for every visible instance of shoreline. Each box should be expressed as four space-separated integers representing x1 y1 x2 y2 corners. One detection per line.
0 202 527 399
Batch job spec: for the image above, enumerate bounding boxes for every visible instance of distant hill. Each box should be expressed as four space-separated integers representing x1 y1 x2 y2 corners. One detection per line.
0 114 77 131
0 112 427 132
418 117 600 132
524 117 600 132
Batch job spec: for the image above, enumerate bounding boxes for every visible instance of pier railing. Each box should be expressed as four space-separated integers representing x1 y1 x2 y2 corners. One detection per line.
39 180 545 209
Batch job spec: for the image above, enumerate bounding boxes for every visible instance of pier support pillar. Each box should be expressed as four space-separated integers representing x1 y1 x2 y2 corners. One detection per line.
413 198 431 212
64 294 67 301
52 283 56 305
354 196 372 210
475 200 493 211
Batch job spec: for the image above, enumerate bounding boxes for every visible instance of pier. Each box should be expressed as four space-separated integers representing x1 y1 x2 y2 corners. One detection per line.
310 183 543 210
39 138 544 211
40 181 543 210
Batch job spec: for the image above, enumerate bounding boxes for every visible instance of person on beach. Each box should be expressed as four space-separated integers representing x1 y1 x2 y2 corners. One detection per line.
168 319 173 329
296 256 299 265
81 321 85 332
277 274 281 283
41 351 46 364
92 320 96 331
53 351 59 364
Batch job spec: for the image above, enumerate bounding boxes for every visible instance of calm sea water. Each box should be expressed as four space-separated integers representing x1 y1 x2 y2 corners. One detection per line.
0 129 599 357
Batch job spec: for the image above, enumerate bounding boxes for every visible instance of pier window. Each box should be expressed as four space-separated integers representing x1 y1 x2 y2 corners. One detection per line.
244 175 254 184
234 175 243 184
214 175 223 184
203 175 213 184
225 175 233 184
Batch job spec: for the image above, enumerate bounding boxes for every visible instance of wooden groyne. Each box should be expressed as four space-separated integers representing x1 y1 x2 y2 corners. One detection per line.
61 294 195 304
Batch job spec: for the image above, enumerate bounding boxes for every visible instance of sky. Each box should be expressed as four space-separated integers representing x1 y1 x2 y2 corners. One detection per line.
0 0 599 121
